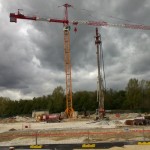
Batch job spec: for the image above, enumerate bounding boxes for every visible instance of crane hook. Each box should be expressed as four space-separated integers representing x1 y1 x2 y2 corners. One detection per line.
74 26 77 33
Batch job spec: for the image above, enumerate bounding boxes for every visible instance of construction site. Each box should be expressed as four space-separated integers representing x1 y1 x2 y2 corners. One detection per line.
0 112 150 149
0 1 150 150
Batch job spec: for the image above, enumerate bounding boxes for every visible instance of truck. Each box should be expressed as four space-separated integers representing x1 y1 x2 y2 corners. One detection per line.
36 114 63 123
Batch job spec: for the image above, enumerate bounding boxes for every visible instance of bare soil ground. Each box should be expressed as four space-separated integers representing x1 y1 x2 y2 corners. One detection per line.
0 113 150 148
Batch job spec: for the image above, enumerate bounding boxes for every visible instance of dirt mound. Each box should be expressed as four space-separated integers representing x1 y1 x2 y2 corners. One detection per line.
0 118 17 123
9 128 17 131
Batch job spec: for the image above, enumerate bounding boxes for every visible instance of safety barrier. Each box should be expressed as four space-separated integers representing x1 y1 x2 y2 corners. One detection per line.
0 129 150 139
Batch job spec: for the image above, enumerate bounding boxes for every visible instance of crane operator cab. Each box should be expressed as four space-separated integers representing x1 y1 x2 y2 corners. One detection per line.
63 26 71 31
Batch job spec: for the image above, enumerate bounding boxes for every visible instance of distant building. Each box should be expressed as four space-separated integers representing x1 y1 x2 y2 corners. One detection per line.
32 110 49 118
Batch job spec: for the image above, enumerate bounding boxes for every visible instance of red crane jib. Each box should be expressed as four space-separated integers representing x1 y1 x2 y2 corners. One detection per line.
10 13 36 22
10 13 68 24
10 12 150 31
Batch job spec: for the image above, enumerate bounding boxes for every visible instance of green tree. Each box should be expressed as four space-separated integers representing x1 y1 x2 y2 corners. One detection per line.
73 91 97 112
126 78 141 109
141 80 150 110
51 86 65 112
0 97 11 116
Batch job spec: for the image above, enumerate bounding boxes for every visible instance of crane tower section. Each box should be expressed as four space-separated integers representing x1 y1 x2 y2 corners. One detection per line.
63 4 74 118
64 28 73 117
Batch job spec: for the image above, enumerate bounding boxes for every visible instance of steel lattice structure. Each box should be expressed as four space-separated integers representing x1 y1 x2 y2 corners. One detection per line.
10 3 150 118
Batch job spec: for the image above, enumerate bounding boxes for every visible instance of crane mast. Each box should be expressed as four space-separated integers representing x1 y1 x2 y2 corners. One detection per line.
64 29 73 117
63 4 74 118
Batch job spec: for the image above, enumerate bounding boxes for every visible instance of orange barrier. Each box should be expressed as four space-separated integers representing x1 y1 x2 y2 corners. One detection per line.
0 129 150 139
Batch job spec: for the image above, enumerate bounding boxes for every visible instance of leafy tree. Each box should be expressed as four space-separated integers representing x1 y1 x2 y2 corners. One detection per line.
140 80 150 110
0 81 149 116
51 86 65 112
0 97 11 116
73 91 97 111
126 78 141 109
104 89 126 110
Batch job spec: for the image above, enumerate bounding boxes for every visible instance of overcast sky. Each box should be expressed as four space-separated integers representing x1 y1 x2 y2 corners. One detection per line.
0 0 150 100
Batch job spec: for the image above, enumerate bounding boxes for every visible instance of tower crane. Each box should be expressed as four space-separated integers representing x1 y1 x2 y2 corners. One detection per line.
10 3 150 118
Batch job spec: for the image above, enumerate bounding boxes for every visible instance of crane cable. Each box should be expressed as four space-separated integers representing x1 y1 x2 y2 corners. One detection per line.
101 41 106 91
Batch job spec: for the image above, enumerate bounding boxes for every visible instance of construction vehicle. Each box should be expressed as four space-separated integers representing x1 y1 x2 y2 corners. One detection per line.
36 114 63 123
125 115 150 126
9 3 150 118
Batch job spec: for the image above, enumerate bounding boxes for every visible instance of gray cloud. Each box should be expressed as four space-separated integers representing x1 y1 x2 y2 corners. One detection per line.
0 0 150 99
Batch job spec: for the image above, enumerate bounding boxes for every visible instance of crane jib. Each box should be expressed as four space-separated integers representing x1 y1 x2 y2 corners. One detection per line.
70 20 150 30
10 13 68 24
10 13 36 22
10 12 150 30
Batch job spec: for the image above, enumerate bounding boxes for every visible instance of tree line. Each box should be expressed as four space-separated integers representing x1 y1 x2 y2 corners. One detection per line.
0 78 150 117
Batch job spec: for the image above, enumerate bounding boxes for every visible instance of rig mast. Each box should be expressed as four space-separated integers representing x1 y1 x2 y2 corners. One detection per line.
95 28 105 119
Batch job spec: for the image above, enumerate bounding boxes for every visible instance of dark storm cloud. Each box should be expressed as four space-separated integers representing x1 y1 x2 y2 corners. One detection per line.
115 0 150 24
0 0 150 99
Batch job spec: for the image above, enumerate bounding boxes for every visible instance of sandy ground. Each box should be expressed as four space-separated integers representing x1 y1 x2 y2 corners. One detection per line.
0 115 150 149
0 120 118 146
0 120 117 133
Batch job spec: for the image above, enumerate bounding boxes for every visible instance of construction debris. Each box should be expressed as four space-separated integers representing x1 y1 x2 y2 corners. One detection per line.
125 115 150 126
